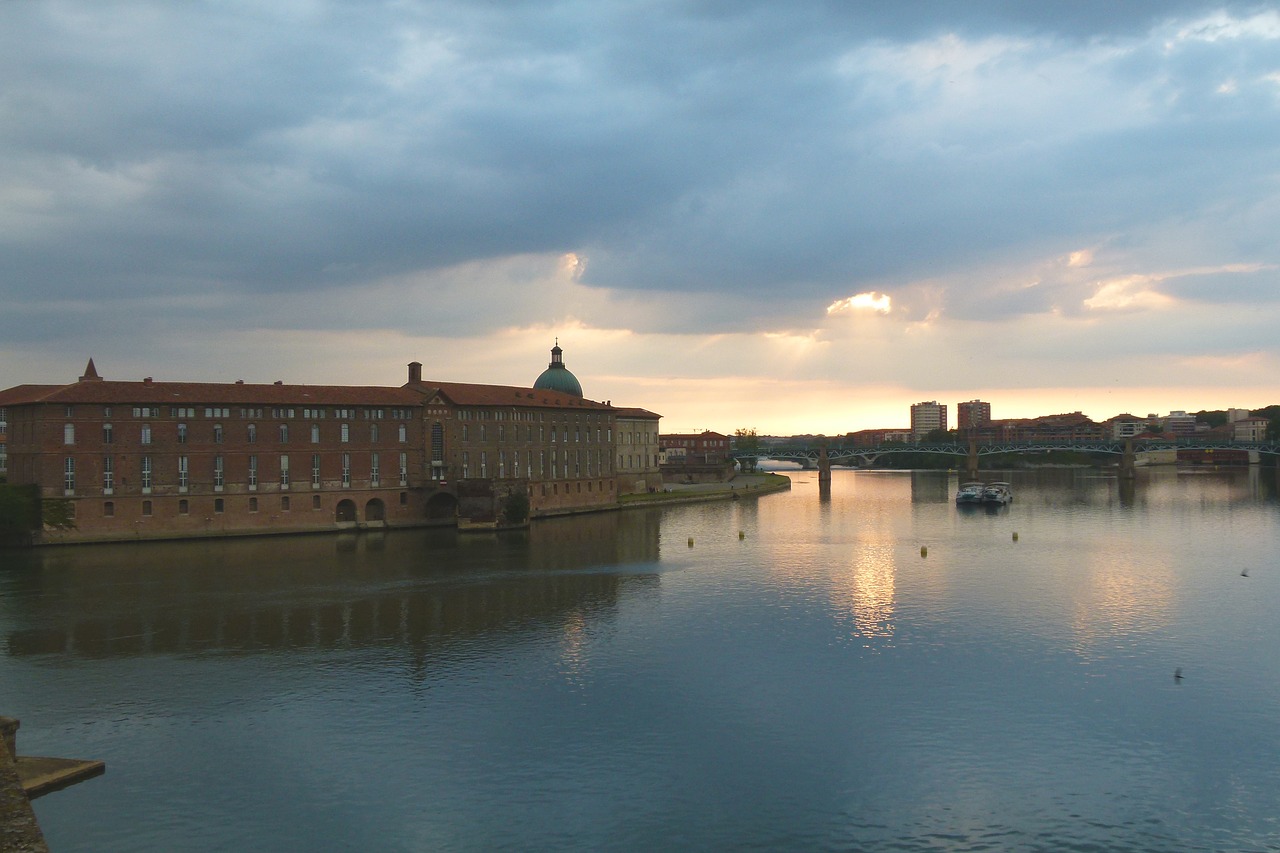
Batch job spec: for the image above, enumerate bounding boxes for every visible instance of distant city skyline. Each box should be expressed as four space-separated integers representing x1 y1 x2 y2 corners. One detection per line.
3 3 1279 436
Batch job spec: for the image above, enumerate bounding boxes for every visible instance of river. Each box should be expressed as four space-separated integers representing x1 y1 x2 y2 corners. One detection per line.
4 467 1280 851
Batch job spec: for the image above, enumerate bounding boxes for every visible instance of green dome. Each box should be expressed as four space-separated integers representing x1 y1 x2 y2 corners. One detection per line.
533 342 583 397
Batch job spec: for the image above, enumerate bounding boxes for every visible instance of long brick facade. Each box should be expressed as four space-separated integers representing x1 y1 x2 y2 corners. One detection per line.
1 358 658 544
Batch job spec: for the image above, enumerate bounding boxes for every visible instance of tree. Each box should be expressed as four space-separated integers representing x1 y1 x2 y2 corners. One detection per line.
733 428 760 453
0 484 39 545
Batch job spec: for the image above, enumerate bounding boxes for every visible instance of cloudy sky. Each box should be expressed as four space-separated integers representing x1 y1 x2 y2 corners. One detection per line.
3 1 1279 434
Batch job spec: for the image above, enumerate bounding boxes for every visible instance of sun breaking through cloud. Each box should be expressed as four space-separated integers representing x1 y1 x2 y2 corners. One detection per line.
827 292 892 316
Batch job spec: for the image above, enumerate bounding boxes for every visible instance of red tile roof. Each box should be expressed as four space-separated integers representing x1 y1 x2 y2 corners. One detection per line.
613 406 661 419
0 379 421 407
411 380 614 410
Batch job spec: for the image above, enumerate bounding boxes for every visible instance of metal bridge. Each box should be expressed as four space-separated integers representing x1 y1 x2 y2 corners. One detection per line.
733 438 1280 472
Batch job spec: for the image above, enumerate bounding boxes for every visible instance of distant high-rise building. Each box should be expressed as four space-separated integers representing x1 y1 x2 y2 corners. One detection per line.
956 399 991 431
910 400 948 441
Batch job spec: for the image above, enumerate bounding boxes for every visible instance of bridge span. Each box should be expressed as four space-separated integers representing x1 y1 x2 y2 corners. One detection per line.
734 438 1280 480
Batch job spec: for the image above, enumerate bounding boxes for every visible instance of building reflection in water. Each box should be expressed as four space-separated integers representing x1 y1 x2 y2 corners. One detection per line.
3 511 662 666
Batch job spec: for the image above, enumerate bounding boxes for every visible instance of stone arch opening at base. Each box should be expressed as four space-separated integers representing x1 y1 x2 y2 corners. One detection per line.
425 492 459 520
365 498 385 522
335 499 357 523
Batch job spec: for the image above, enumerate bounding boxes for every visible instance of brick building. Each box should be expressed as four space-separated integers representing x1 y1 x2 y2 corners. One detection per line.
2 351 660 544
659 431 734 482
956 400 991 432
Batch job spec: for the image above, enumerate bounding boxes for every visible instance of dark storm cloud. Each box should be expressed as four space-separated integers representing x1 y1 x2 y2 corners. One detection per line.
1 0 1278 343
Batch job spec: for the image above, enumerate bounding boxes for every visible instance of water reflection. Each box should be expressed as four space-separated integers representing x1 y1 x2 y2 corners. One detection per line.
9 466 1280 853
832 544 896 641
4 511 661 662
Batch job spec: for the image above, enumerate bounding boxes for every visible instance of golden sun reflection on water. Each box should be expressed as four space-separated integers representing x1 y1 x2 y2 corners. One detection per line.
831 542 897 640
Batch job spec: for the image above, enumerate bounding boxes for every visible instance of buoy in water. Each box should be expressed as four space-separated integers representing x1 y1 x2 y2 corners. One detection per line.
1012 532 1019 542
739 531 745 540
688 537 694 548
920 545 928 558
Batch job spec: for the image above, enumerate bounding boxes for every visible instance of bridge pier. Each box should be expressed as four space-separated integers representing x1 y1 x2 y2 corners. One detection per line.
966 440 979 480
818 448 831 485
1119 439 1137 480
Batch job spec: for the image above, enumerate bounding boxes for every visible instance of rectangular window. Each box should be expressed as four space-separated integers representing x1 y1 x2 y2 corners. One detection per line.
102 423 113 444
179 499 189 515
341 452 351 487
480 451 487 477
281 496 290 511
214 498 224 514
279 424 289 443
340 423 350 443
177 423 188 444
311 424 320 444
399 452 407 486
103 456 114 494
213 455 224 490
141 456 152 492
213 423 223 444
462 452 469 479
103 501 114 517
178 455 189 491
247 423 257 443
312 453 321 488
370 452 380 487
64 456 75 493
64 423 75 445
280 455 290 488
142 500 152 516
398 423 407 443
249 497 258 512
248 455 258 491
371 423 379 442
141 424 152 445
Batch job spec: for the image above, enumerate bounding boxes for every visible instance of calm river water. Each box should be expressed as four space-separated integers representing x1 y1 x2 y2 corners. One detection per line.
5 467 1280 852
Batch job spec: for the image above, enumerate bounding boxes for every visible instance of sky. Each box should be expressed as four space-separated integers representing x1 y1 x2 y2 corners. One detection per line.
3 1 1280 435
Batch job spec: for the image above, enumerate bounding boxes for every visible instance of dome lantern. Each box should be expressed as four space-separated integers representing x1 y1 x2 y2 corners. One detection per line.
533 339 583 397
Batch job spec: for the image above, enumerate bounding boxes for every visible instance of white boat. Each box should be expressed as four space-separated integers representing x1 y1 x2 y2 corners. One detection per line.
955 482 985 504
982 482 1013 505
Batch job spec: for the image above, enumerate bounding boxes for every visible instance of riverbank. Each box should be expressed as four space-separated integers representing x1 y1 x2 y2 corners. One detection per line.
618 472 791 508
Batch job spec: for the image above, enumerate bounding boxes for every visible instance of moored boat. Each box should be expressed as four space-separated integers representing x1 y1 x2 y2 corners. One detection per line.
982 481 1013 504
955 482 985 504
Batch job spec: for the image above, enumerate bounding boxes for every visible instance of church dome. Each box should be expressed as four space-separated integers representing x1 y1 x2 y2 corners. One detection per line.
533 342 583 397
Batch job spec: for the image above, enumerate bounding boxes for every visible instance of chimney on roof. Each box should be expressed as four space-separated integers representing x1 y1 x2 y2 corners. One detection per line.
235 380 244 385
274 380 283 386
143 377 153 384
408 361 422 384
79 357 102 382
